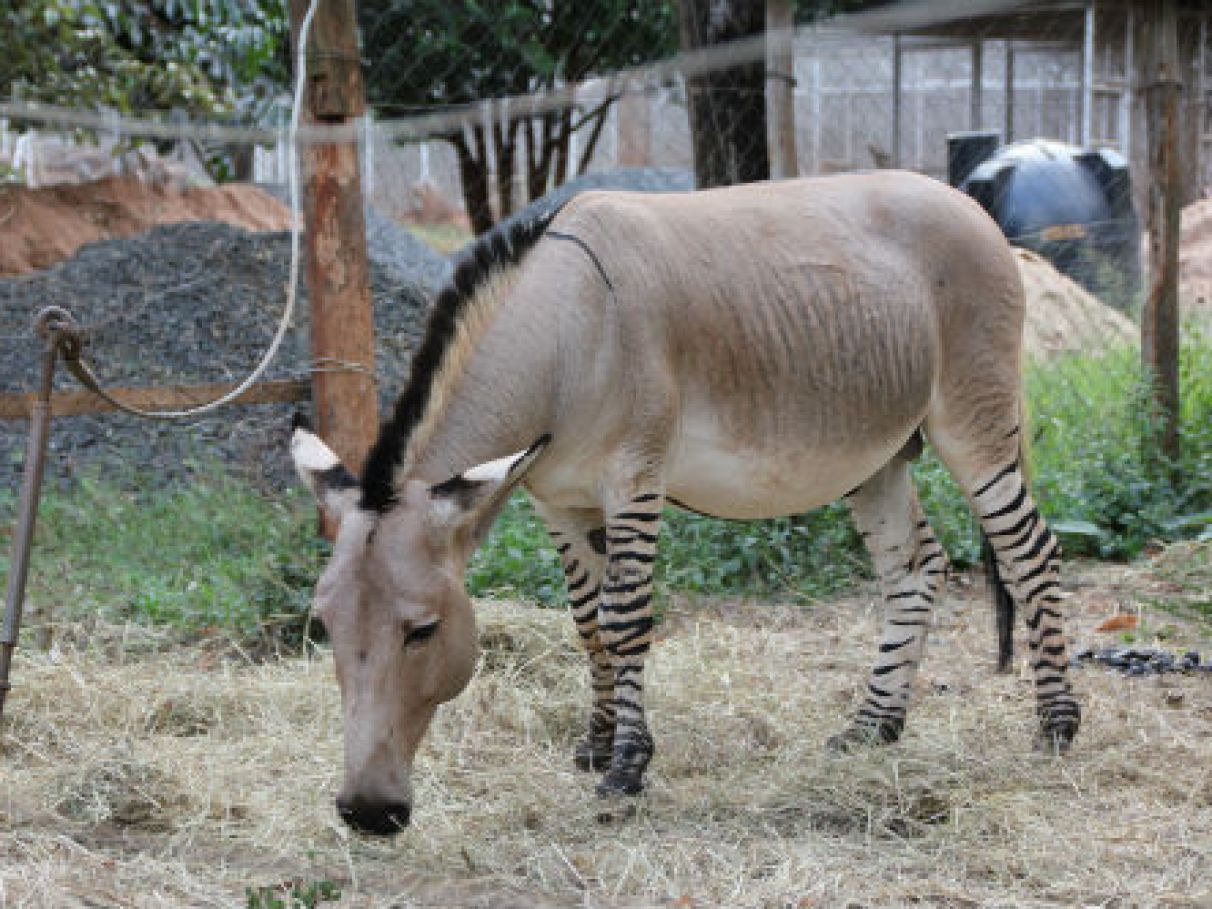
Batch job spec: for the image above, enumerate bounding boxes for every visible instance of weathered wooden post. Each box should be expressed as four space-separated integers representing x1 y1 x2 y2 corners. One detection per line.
1142 0 1182 469
766 0 798 180
289 0 378 537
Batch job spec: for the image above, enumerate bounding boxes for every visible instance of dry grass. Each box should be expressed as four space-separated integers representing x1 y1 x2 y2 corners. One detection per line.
3 551 1212 908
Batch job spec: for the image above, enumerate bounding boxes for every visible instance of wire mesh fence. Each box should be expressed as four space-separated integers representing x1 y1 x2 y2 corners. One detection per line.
1 0 1210 555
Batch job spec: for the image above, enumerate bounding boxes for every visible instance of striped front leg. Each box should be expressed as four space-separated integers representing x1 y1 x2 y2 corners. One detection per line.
597 491 662 797
971 463 1080 751
540 506 615 772
833 457 947 750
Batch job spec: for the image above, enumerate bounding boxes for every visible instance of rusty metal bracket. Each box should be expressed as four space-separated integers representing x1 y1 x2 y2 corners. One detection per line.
0 306 80 723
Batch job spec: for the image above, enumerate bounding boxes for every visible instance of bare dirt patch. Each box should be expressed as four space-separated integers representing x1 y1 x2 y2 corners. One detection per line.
0 176 293 276
1015 248 1138 358
1179 196 1212 318
2 543 1210 907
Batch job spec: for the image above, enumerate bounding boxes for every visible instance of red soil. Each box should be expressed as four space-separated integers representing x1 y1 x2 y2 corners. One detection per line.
0 176 294 276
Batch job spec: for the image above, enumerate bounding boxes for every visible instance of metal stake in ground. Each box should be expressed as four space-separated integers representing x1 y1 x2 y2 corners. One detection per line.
0 307 77 722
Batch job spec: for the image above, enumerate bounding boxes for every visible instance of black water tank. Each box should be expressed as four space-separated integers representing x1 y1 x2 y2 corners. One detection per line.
954 138 1141 309
948 130 1001 188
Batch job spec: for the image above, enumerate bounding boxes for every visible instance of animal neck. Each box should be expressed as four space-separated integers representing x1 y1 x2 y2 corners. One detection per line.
403 269 556 484
358 264 561 511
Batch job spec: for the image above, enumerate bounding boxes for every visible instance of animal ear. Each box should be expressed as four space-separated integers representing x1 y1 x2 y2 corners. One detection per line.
429 434 550 545
290 418 360 521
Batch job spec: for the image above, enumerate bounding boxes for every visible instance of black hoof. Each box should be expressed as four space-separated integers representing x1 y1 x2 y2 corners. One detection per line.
594 734 652 795
1036 699 1080 754
826 719 903 753
1035 719 1080 754
574 736 613 773
596 769 645 797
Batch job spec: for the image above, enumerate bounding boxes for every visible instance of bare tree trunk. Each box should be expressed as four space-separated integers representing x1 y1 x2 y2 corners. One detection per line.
527 112 559 202
493 111 519 220
451 126 494 235
554 107 573 187
676 0 769 188
578 104 612 175
766 0 798 179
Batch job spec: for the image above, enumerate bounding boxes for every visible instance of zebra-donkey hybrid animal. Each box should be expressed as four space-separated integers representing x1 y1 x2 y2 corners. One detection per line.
291 171 1080 836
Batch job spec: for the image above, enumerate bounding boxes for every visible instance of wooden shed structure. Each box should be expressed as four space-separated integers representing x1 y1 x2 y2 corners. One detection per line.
860 0 1211 201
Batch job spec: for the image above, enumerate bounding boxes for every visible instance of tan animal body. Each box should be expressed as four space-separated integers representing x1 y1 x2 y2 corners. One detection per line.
292 172 1080 836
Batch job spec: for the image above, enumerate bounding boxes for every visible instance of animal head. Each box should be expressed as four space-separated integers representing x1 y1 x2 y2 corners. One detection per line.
291 424 547 836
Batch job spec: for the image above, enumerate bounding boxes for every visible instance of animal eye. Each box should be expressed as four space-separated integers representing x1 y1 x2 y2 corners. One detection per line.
405 621 439 646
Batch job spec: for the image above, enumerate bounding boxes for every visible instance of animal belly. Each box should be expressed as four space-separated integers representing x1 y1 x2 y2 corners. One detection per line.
665 430 902 520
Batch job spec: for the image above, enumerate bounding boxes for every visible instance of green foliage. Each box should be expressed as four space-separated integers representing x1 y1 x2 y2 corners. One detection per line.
467 493 564 601
0 467 323 637
359 0 678 229
246 879 341 909
0 1 287 118
657 504 865 600
469 494 865 606
359 0 676 110
1024 333 1212 558
911 453 983 567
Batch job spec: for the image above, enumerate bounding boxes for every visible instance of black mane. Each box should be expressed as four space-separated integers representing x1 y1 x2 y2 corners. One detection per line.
359 204 567 511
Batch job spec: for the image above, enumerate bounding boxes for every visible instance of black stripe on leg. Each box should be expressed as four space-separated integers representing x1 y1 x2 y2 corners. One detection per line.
973 460 1020 498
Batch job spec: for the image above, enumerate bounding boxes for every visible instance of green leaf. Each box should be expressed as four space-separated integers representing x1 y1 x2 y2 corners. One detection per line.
1051 520 1107 540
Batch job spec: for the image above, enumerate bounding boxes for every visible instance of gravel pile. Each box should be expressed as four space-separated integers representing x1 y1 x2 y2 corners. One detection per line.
0 219 445 490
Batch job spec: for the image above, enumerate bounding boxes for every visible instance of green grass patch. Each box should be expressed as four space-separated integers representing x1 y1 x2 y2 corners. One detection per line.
1023 331 1212 558
0 469 325 638
469 495 866 605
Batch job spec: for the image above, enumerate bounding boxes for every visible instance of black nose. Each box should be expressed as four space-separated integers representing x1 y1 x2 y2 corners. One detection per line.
336 796 411 835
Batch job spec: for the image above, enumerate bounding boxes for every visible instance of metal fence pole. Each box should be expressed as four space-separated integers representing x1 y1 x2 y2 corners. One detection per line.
0 309 70 722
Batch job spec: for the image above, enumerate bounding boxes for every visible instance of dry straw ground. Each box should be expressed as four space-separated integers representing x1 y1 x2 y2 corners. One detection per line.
2 543 1210 908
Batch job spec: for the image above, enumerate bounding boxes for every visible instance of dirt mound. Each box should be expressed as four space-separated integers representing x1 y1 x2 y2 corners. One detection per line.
1179 196 1212 317
0 176 294 276
1015 248 1138 358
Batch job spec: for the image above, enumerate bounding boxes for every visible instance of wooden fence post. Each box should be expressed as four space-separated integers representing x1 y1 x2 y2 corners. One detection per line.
1142 0 1182 470
766 0 798 179
289 0 378 536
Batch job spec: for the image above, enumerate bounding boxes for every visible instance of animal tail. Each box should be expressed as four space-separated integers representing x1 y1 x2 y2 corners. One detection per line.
986 534 1015 673
988 399 1034 674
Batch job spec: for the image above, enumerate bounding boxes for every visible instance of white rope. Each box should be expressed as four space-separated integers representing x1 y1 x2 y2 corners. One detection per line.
63 0 320 421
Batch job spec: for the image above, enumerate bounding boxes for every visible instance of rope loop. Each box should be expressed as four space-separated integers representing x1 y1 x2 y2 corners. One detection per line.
29 0 321 423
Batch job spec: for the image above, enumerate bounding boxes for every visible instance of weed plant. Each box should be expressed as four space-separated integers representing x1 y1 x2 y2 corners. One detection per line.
1 335 1208 635
0 467 323 637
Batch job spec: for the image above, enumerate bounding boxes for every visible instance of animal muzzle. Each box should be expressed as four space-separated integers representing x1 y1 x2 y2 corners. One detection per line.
336 795 412 836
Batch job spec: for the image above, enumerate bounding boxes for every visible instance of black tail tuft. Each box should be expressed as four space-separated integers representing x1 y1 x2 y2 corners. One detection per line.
984 533 1015 673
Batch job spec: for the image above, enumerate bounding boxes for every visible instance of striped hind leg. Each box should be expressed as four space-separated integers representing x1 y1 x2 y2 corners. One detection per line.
966 458 1080 750
595 489 663 797
831 455 948 750
537 504 615 772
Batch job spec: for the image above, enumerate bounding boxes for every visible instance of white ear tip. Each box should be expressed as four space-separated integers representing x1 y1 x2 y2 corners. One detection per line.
291 428 340 473
462 452 520 484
